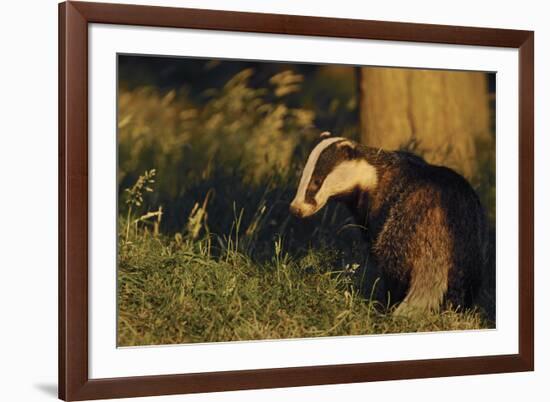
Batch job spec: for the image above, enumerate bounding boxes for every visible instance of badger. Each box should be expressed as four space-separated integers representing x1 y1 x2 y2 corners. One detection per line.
290 132 486 315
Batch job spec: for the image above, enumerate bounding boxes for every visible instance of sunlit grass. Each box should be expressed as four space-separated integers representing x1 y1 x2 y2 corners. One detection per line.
117 225 488 346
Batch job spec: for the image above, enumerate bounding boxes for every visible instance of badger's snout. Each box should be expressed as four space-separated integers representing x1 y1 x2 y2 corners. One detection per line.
289 200 319 218
289 202 305 218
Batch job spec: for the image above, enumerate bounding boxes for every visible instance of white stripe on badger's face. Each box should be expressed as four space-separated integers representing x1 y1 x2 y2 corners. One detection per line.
313 160 377 210
290 139 378 218
292 137 345 208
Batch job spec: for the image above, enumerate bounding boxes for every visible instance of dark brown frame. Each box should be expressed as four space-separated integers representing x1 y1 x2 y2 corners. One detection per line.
59 1 534 400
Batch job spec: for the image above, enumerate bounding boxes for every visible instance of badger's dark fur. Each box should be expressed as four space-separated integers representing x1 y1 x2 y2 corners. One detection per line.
290 135 486 314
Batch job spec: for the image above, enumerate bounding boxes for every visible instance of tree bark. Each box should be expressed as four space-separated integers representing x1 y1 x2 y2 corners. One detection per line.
357 67 491 178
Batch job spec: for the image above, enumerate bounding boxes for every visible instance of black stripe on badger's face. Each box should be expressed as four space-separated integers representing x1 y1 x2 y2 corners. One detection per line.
290 138 378 218
304 139 349 203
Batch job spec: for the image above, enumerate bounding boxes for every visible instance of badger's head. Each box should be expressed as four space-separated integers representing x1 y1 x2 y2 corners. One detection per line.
290 133 378 218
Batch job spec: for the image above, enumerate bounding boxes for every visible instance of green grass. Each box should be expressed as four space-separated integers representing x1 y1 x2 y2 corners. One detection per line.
117 228 490 347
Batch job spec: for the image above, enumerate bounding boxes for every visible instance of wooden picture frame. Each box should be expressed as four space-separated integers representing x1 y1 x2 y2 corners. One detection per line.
59 1 534 400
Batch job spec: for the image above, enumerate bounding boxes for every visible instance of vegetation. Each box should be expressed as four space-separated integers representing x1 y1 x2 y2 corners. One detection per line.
117 58 495 346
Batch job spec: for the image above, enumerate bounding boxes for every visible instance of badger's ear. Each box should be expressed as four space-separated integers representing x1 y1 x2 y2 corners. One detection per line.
337 141 359 159
319 131 331 139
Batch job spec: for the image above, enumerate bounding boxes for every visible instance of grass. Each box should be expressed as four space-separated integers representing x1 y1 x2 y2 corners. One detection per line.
118 216 489 347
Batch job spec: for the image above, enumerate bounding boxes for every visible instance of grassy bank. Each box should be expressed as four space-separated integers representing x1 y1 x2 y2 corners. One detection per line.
118 226 489 347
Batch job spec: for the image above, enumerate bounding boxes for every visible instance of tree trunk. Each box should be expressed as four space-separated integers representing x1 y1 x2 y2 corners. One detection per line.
357 67 491 178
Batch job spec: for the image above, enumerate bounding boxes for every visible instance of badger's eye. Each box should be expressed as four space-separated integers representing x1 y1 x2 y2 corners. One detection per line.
311 178 322 189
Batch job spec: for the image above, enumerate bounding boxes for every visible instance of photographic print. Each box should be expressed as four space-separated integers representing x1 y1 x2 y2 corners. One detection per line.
116 55 496 347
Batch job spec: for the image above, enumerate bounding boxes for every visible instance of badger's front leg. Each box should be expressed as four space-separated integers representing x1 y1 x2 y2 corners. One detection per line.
393 267 449 316
389 206 452 316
